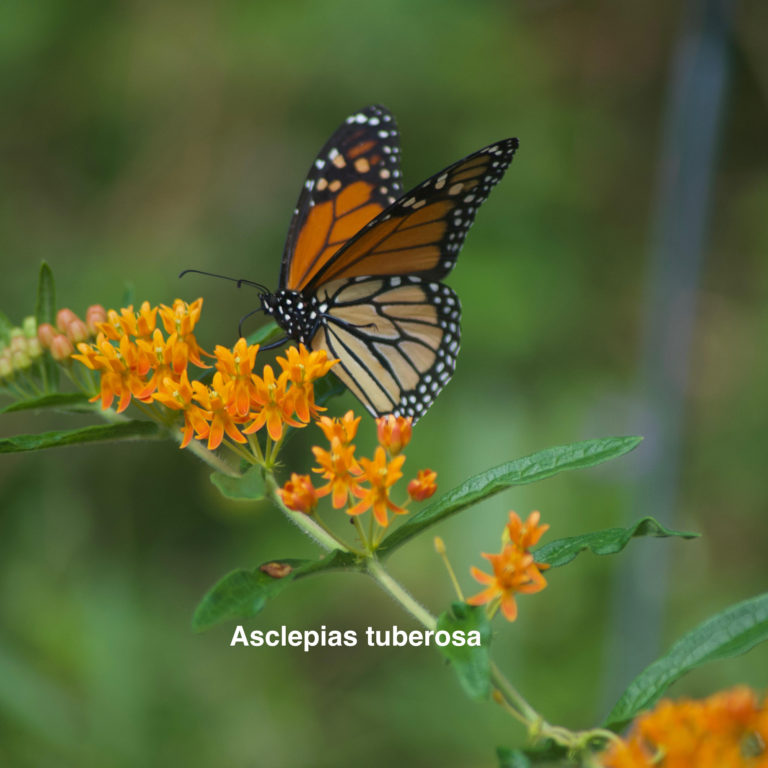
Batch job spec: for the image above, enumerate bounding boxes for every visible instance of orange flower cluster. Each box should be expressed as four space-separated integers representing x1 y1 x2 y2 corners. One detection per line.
278 412 438 527
71 299 336 450
600 686 768 767
466 511 549 622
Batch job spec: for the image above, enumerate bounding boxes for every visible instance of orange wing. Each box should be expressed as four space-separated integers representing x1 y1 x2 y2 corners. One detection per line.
280 105 403 292
302 138 519 291
309 276 461 421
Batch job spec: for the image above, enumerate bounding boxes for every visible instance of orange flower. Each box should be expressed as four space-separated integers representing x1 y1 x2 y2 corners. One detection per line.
152 370 211 448
278 473 319 514
466 545 548 622
599 687 768 768
348 446 407 526
312 436 364 509
244 364 302 441
157 298 209 367
504 510 550 552
316 410 361 445
214 338 260 417
408 468 437 501
135 329 189 394
276 344 336 422
191 372 247 450
376 414 412 455
74 333 153 412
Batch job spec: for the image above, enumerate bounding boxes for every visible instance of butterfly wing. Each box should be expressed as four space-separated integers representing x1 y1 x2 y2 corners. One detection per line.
310 276 461 420
281 105 403 292
302 137 519 291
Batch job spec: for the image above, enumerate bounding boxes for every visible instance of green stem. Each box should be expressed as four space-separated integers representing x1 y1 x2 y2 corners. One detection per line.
365 557 436 630
263 472 343 552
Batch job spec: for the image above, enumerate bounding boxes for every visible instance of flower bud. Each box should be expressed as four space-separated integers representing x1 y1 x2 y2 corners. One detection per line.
10 332 26 353
37 323 57 348
376 414 413 455
27 337 42 358
11 348 31 369
0 354 12 378
408 469 437 502
278 473 319 514
86 304 107 335
66 318 90 344
22 316 37 338
50 333 74 361
56 308 78 332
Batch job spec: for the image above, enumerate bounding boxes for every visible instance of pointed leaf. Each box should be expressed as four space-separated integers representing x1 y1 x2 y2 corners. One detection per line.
0 392 93 415
210 465 265 501
605 591 768 731
535 517 699 568
436 603 492 700
379 436 642 554
0 420 162 453
497 744 565 767
35 261 59 391
192 550 360 632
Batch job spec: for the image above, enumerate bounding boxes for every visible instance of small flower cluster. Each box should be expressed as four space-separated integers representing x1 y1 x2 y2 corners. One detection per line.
38 306 107 362
599 686 768 767
72 299 336 450
467 511 549 622
0 316 43 380
278 413 438 528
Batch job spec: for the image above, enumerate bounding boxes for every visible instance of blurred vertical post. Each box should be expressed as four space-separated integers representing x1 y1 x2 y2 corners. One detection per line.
603 0 734 704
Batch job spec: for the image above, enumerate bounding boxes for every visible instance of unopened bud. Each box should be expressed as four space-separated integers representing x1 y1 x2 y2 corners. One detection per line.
56 308 78 333
22 316 37 338
0 354 12 378
37 323 57 348
27 337 42 358
85 304 107 335
10 332 26 353
50 333 74 361
66 318 90 344
11 348 31 369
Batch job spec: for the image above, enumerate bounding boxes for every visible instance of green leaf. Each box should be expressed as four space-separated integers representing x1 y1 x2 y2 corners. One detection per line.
535 517 699 568
605 591 768 731
0 420 162 453
0 392 93 415
35 261 56 326
436 603 492 700
496 744 566 767
379 436 643 555
313 370 348 408
35 261 59 391
496 748 532 768
210 465 265 501
246 320 281 346
192 550 360 632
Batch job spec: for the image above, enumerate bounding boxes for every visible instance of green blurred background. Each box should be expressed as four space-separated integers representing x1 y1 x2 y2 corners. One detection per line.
1 1 767 765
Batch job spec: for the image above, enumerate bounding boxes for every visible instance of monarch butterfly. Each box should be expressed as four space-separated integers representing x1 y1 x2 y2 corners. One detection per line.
195 106 518 422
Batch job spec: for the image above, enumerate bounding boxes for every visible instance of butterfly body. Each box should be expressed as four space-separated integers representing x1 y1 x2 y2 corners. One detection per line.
258 105 517 422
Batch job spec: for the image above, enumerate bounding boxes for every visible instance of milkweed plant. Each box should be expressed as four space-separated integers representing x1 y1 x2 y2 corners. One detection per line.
2 262 768 767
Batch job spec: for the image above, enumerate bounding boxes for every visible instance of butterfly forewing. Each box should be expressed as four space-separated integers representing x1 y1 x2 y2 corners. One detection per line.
310 276 461 420
281 105 403 292
303 137 518 290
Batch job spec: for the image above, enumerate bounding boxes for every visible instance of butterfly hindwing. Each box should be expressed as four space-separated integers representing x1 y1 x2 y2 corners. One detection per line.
309 276 461 420
302 137 519 290
281 105 403 292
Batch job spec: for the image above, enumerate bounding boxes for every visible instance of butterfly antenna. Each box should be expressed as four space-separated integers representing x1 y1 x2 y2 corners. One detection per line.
179 269 270 294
